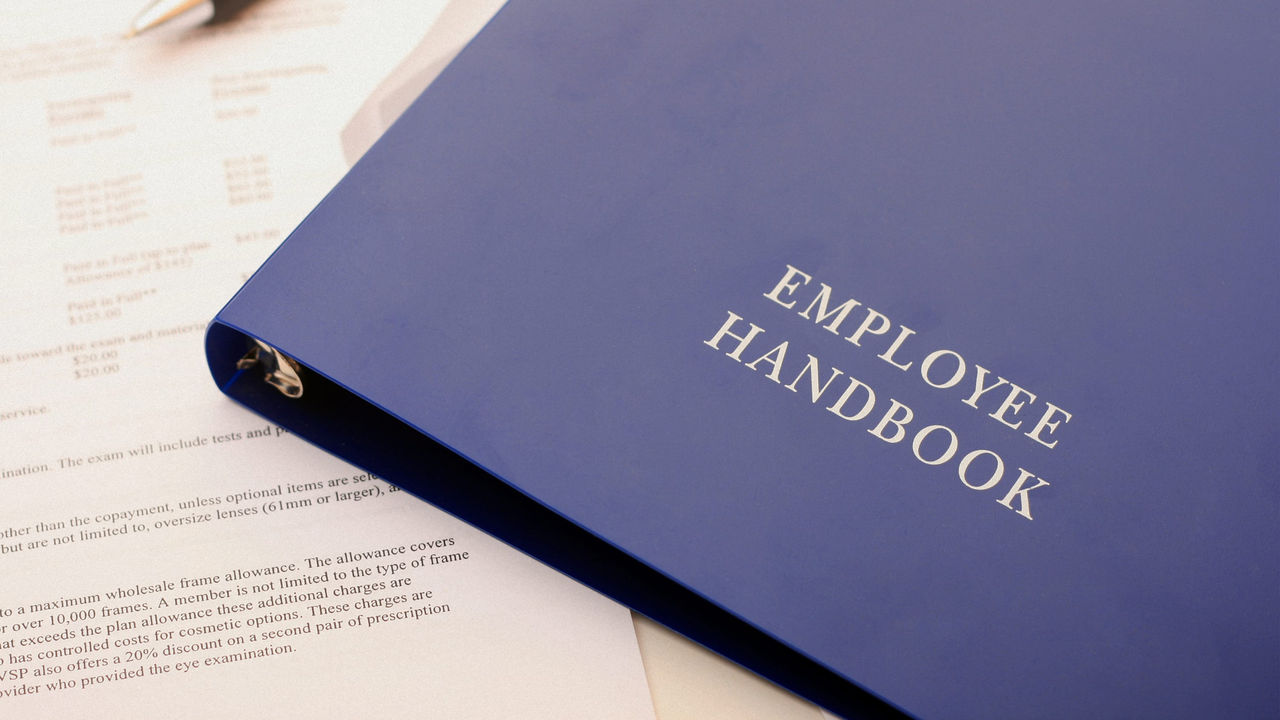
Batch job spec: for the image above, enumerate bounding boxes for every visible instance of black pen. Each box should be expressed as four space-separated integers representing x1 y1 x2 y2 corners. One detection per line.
125 0 257 38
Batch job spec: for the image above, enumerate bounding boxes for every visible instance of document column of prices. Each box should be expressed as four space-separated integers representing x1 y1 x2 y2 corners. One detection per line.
0 2 655 718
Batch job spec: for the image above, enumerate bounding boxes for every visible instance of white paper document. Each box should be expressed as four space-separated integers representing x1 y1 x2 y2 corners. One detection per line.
0 1 656 717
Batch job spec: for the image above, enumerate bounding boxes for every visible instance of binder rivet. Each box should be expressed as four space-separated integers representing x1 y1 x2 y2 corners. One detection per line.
236 339 304 398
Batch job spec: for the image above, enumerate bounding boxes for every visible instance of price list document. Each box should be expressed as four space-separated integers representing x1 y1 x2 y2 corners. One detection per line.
0 2 656 717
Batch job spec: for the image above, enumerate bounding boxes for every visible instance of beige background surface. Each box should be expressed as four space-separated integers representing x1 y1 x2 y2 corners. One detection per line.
635 615 830 719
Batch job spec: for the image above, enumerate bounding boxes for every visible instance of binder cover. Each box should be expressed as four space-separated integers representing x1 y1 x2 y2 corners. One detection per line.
207 2 1279 717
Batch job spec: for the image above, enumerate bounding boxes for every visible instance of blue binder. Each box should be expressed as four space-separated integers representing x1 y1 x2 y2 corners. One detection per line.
207 2 1280 717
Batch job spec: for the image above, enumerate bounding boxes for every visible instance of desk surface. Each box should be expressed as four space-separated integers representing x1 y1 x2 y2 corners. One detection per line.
636 614 830 720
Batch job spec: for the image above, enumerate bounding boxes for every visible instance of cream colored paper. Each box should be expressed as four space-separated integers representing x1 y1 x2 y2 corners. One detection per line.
0 2 655 717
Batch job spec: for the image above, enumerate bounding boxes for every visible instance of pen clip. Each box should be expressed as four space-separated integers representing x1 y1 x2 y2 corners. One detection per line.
236 339 304 398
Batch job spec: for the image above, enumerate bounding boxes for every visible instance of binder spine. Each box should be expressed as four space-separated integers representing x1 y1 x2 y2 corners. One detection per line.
204 317 904 719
